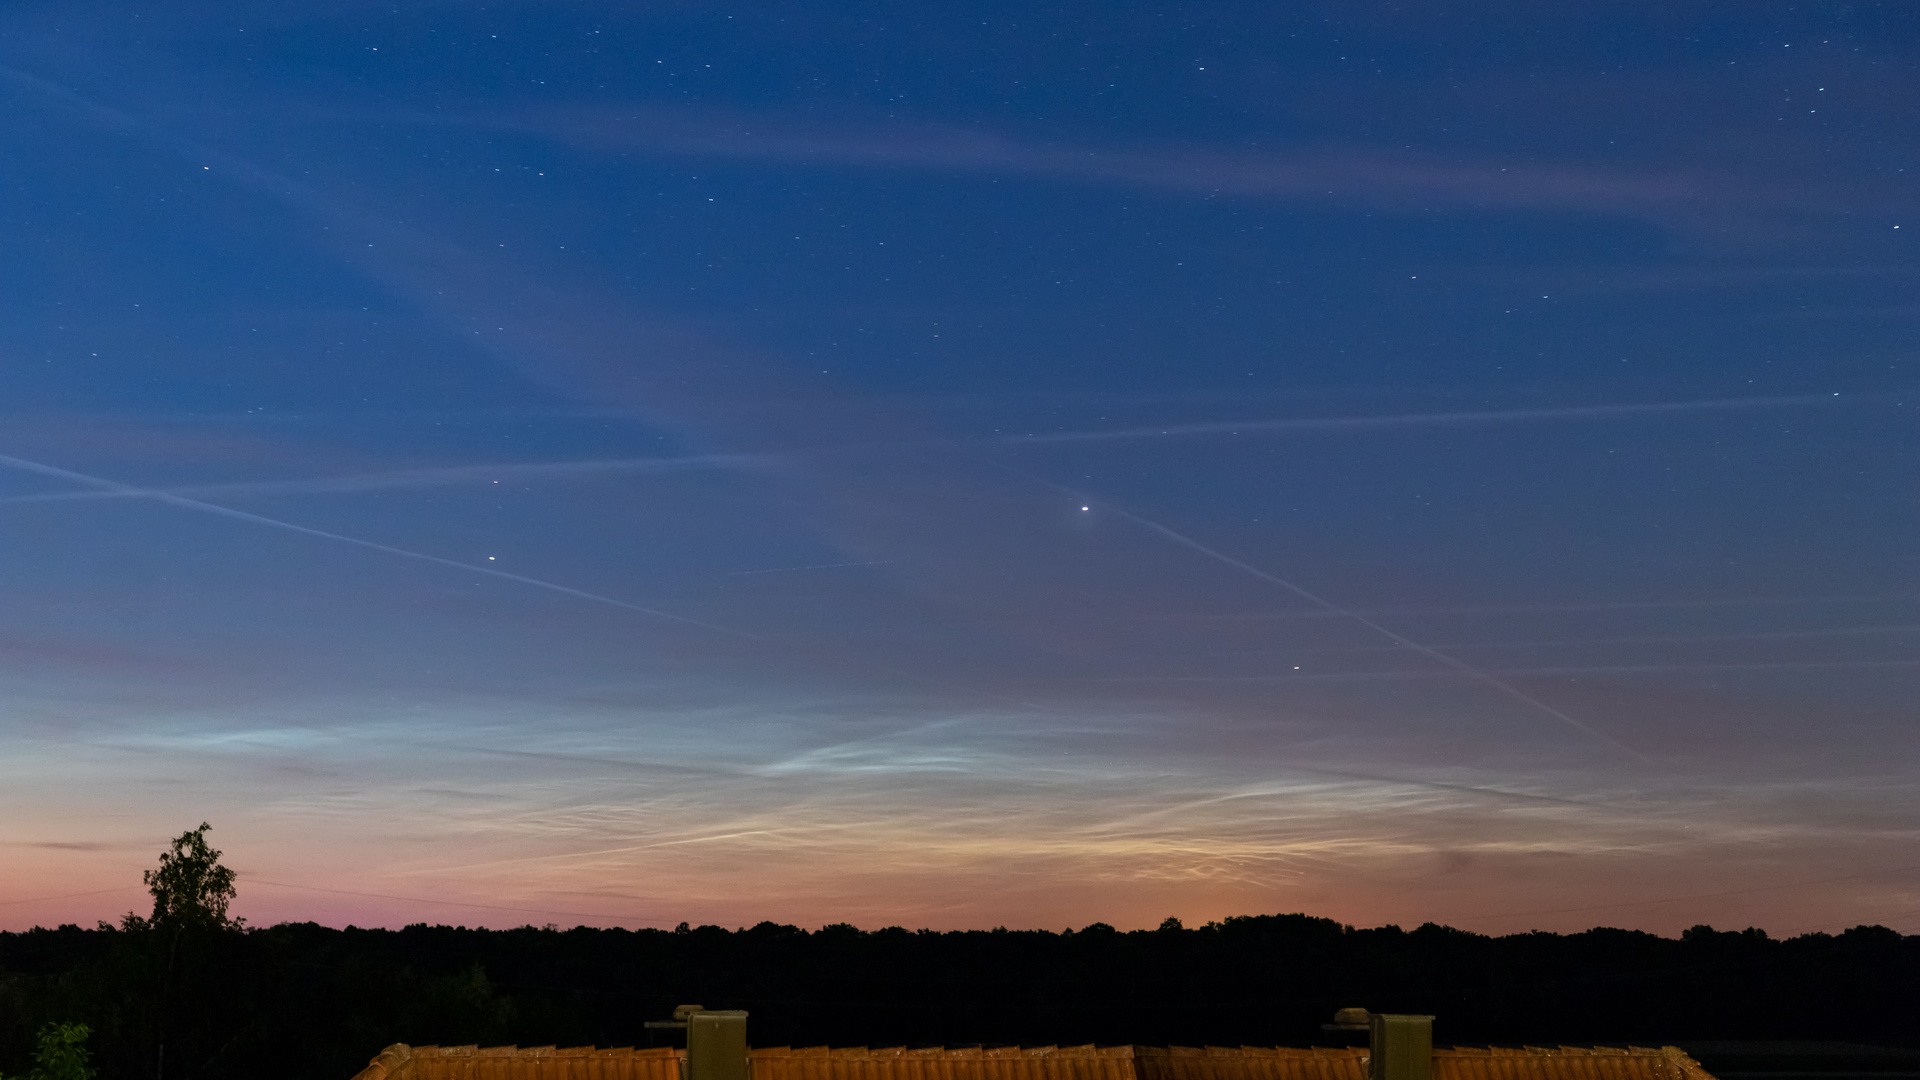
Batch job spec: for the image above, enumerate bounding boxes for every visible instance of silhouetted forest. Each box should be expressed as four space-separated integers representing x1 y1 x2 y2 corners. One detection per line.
2 915 1916 1080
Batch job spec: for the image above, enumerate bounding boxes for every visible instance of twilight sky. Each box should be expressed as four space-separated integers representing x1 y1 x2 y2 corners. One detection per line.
2 0 1917 937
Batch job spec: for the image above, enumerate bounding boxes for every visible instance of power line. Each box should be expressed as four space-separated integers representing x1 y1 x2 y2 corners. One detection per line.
241 877 670 927
0 885 143 908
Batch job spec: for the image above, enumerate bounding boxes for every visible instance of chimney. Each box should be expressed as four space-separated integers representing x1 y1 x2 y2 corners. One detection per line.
1368 1014 1433 1080
687 1010 750 1080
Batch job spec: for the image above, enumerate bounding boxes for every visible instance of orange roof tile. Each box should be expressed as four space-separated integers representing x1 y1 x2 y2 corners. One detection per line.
351 1042 1713 1080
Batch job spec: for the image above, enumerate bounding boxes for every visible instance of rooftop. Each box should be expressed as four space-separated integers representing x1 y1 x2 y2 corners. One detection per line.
351 1043 1717 1080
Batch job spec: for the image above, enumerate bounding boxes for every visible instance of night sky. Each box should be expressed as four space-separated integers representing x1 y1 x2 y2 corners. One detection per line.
2 1 1916 938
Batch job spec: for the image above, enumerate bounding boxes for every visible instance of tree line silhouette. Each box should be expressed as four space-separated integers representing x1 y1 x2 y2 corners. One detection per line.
5 828 1917 1080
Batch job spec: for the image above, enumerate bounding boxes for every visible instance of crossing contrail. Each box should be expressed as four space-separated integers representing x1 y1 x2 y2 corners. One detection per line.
1108 503 1643 756
0 452 756 638
1284 623 1920 656
1217 592 1920 620
1093 658 1920 683
1005 393 1853 444
725 559 896 576
1007 467 1644 757
0 453 765 506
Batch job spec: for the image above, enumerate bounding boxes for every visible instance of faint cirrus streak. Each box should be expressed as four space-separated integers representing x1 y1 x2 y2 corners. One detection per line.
428 103 1817 234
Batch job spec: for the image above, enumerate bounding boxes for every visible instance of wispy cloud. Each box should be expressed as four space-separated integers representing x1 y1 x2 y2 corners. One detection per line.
477 105 1751 228
15 62 1740 235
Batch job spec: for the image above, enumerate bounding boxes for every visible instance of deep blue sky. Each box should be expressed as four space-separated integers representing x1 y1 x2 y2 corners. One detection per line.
2 1 1916 935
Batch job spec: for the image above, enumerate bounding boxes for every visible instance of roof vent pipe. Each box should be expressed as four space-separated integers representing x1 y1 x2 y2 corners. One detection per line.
1369 1013 1434 1080
1330 1008 1371 1030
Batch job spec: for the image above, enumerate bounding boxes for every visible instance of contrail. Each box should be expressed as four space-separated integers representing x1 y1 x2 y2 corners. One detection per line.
0 453 764 506
725 559 896 576
1093 658 1920 682
1005 393 1853 444
1226 592 1920 620
1288 623 1920 656
0 452 755 638
1031 480 1643 757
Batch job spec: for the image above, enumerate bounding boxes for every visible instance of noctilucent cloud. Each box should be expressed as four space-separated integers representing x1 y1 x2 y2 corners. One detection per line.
2 1 1915 937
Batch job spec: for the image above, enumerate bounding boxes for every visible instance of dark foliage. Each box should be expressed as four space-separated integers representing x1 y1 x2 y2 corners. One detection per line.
1 1021 96 1080
2 915 1915 1080
125 825 240 935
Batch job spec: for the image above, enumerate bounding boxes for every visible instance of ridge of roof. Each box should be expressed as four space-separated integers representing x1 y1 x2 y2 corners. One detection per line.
349 1041 1711 1080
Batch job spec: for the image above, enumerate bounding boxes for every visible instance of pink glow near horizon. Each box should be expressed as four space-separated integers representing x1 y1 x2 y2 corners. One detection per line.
7 691 1916 938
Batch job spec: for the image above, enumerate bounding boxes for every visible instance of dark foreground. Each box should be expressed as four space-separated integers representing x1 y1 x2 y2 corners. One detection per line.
2 915 1915 1080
